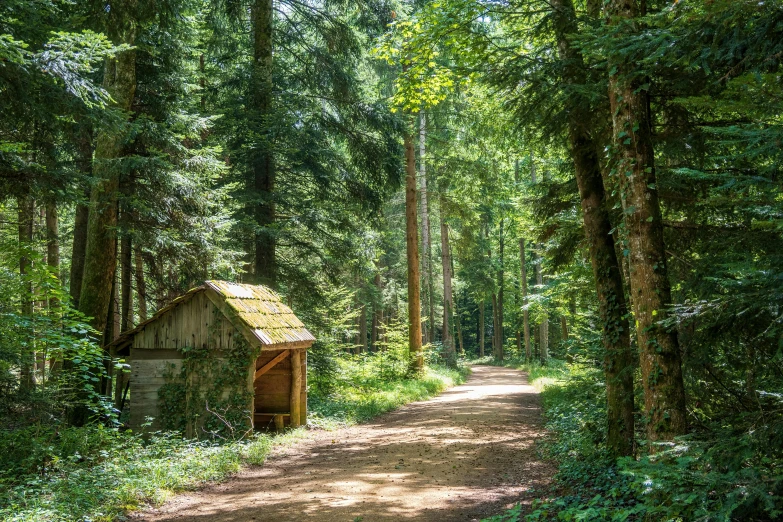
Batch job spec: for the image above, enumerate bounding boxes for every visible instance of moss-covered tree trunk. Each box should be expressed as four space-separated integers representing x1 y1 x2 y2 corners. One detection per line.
405 130 423 373
251 0 276 288
79 2 137 333
73 0 137 426
550 0 636 456
604 0 687 443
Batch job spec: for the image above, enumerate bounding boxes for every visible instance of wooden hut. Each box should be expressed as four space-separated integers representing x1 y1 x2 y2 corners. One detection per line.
111 281 315 436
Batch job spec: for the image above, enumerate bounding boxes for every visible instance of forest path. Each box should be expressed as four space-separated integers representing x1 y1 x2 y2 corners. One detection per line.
139 365 553 522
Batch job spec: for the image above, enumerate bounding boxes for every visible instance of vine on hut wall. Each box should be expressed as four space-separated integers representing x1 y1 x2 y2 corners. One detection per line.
158 306 260 439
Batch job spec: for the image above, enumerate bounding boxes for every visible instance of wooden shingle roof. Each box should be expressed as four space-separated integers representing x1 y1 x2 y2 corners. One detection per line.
111 280 315 352
204 281 315 346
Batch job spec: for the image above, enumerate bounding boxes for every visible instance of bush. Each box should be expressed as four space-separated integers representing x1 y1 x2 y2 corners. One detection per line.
483 360 783 522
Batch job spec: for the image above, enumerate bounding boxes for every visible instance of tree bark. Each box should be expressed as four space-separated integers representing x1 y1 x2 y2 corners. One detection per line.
46 203 60 306
454 296 465 355
535 246 548 363
120 234 132 332
496 218 505 360
520 239 531 361
419 111 435 344
440 195 457 367
604 0 687 443
251 0 276 288
70 130 92 310
79 1 137 338
405 130 423 373
134 245 148 322
359 304 367 353
479 301 485 357
491 293 499 358
371 270 381 351
18 195 35 391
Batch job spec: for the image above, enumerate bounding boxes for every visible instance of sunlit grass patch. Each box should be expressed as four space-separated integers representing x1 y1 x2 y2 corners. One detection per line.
309 359 469 426
0 427 309 522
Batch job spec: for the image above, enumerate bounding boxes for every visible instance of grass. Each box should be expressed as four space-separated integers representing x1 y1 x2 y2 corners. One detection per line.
309 356 469 427
0 356 469 522
471 355 571 392
0 425 309 522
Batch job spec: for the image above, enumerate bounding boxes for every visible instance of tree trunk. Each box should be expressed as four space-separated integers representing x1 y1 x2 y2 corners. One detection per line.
496 218 505 360
251 0 276 288
419 111 435 344
120 235 132 332
535 246 548 363
479 301 485 357
440 195 457 367
46 203 60 307
371 270 381 351
454 296 465 355
70 129 92 310
604 0 687 443
46 202 61 374
134 245 148 322
359 304 367 353
18 195 35 391
491 293 499 358
79 2 137 339
405 130 423 373
520 239 531 361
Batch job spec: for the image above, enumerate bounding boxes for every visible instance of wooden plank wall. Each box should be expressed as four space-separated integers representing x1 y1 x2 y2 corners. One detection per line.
253 349 307 428
132 292 239 352
129 355 183 430
130 293 238 431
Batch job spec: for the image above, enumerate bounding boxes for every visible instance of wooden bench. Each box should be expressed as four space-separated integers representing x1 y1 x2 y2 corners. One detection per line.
255 412 290 430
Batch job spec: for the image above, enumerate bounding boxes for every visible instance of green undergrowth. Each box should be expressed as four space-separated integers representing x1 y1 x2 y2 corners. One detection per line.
0 424 307 522
0 355 468 522
308 354 470 427
479 358 783 522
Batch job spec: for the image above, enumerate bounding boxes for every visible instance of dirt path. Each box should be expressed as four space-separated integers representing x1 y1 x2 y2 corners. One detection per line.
139 365 553 522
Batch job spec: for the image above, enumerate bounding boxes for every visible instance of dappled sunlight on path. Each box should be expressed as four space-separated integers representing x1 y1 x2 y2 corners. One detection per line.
138 365 552 521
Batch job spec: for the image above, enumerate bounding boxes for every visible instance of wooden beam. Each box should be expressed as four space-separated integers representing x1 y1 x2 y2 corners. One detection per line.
254 349 290 381
290 350 302 428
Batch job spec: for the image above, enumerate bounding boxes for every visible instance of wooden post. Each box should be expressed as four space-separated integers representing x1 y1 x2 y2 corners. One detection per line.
273 414 285 431
290 349 302 427
301 351 307 426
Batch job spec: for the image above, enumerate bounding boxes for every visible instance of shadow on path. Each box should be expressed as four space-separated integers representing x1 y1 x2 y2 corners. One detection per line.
139 365 553 522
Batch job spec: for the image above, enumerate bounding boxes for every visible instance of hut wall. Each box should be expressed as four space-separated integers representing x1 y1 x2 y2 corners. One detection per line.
132 292 240 352
253 349 307 428
130 292 252 433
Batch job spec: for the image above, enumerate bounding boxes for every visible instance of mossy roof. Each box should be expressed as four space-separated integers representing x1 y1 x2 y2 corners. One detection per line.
111 280 315 351
204 281 315 346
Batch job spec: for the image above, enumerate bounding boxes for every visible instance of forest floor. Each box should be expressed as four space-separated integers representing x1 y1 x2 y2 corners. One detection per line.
135 365 553 522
